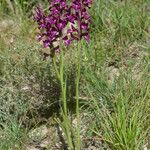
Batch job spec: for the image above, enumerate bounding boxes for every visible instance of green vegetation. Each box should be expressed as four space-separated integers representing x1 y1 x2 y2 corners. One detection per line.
0 0 150 149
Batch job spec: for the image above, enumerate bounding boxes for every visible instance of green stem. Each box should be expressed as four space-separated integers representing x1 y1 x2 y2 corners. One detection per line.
76 42 81 150
60 50 67 116
53 50 74 150
53 55 60 81
60 50 74 150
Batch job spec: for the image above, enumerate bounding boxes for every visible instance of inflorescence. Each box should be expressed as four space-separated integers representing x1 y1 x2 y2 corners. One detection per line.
34 0 92 54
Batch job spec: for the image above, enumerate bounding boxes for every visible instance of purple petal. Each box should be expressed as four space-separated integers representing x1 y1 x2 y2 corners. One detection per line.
55 46 60 53
83 33 90 42
43 40 50 48
81 22 88 30
63 36 71 45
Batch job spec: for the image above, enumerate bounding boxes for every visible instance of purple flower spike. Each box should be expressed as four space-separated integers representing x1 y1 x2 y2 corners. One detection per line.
66 0 92 42
34 0 92 56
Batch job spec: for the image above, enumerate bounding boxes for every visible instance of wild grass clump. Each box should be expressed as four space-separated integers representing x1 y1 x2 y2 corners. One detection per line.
84 65 150 149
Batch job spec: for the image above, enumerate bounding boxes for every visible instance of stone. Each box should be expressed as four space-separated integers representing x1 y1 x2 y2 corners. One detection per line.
29 125 48 142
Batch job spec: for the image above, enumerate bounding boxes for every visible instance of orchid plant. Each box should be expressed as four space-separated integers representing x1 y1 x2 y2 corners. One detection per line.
34 0 92 149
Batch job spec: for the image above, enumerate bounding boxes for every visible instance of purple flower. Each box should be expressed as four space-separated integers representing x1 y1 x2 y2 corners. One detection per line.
67 0 92 42
34 0 92 56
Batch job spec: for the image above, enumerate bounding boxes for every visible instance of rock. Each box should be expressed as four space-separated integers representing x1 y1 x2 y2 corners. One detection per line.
29 125 48 142
107 66 120 84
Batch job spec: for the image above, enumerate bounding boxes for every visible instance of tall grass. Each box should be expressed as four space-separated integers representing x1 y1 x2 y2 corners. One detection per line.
84 66 150 149
0 0 48 17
